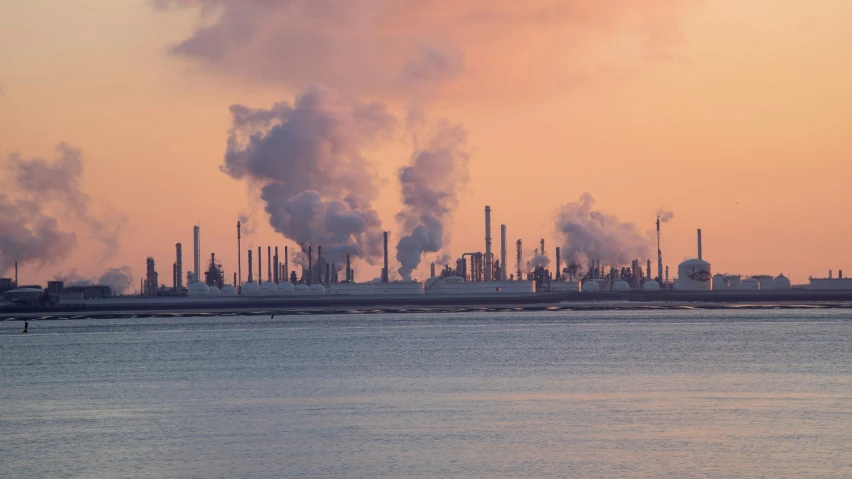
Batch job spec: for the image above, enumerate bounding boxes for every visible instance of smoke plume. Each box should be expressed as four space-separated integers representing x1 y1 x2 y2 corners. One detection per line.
555 193 651 273
223 84 394 264
0 194 77 275
395 114 469 280
528 252 550 270
656 208 675 222
153 1 686 99
4 143 125 260
54 266 134 294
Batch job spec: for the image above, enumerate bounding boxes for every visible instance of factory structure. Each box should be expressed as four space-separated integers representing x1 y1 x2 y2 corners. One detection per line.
4 205 852 309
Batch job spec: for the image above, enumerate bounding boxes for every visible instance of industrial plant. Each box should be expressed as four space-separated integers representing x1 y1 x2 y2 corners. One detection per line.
3 205 852 311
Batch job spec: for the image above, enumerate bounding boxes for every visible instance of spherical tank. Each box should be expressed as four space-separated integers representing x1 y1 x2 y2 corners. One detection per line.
188 282 210 298
240 282 260 296
739 278 760 291
294 284 310 295
275 282 294 296
259 281 277 296
582 281 600 292
771 275 792 291
643 280 661 291
675 259 712 291
612 280 630 292
308 284 327 295
208 285 221 297
220 285 238 297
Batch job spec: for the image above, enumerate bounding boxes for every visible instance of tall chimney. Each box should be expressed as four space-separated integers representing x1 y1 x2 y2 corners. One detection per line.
247 249 253 283
484 206 492 282
307 245 312 283
647 259 652 282
233 272 236 287
516 239 522 280
500 224 507 281
430 262 436 278
193 225 200 283
257 246 262 284
656 217 663 283
273 247 279 283
697 228 703 260
555 247 561 280
382 231 389 283
267 246 272 282
175 243 183 291
173 262 177 289
237 221 241 291
346 253 351 282
284 246 289 284
540 239 545 259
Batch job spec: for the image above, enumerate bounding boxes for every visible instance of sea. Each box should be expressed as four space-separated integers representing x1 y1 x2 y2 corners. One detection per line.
1 309 851 478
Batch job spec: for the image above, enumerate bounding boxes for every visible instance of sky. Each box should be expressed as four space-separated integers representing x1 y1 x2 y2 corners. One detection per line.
1 0 851 288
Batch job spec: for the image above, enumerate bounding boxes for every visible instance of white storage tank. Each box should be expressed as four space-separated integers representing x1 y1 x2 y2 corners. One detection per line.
275 282 294 296
294 284 310 295
188 282 210 298
752 275 773 292
208 285 221 297
612 280 630 292
241 282 260 296
307 284 327 295
712 274 728 291
259 281 277 296
675 259 712 291
582 280 600 292
770 275 792 291
371 282 425 295
643 280 661 291
220 285 238 297
425 278 534 295
739 278 760 291
550 282 581 292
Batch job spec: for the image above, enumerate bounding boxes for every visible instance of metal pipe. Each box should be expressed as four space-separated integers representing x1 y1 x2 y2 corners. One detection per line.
257 246 262 284
193 225 200 283
516 240 522 280
175 243 183 291
248 249 253 283
273 247 279 283
284 246 289 284
500 224 507 281
697 229 703 260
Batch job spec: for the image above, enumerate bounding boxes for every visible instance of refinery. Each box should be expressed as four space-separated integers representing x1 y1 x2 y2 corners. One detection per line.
2 204 852 314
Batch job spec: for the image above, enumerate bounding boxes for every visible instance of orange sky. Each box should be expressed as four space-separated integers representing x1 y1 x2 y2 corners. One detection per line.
1 0 851 287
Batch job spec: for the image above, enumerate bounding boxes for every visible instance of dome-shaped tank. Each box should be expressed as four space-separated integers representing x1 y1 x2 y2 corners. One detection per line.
259 281 276 296
220 285 238 296
275 282 294 296
712 274 728 291
307 284 327 295
294 284 310 295
675 259 712 291
208 285 221 297
188 281 210 298
643 280 661 291
582 280 600 292
770 274 792 291
241 282 260 296
612 280 630 292
739 278 760 291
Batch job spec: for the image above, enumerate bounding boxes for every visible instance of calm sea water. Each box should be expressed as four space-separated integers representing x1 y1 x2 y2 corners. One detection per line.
1 309 851 478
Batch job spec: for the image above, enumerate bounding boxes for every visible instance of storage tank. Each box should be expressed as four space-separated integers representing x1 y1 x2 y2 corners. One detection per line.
294 284 310 295
753 275 773 292
712 274 728 291
739 278 760 291
220 285 238 297
643 280 661 291
275 282 294 296
241 282 260 296
425 277 534 295
612 280 630 292
550 282 580 292
208 285 221 297
770 275 792 291
582 280 600 292
308 284 327 295
371 282 425 295
259 281 276 296
674 259 712 291
188 282 210 298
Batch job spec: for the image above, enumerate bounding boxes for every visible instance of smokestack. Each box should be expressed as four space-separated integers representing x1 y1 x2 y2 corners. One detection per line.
555 247 561 280
500 224 507 281
173 262 177 289
516 239 522 280
346 253 351 282
257 246 262 284
382 231 389 283
430 262 435 278
656 217 663 283
317 246 323 284
484 206 492 282
665 265 669 288
273 247 279 283
237 221 241 291
307 245 312 283
233 272 237 287
647 259 652 282
697 229 703 260
247 249 253 283
284 246 289 284
175 243 183 291
540 239 545 259
267 246 272 282
193 225 200 283
15 260 18 287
